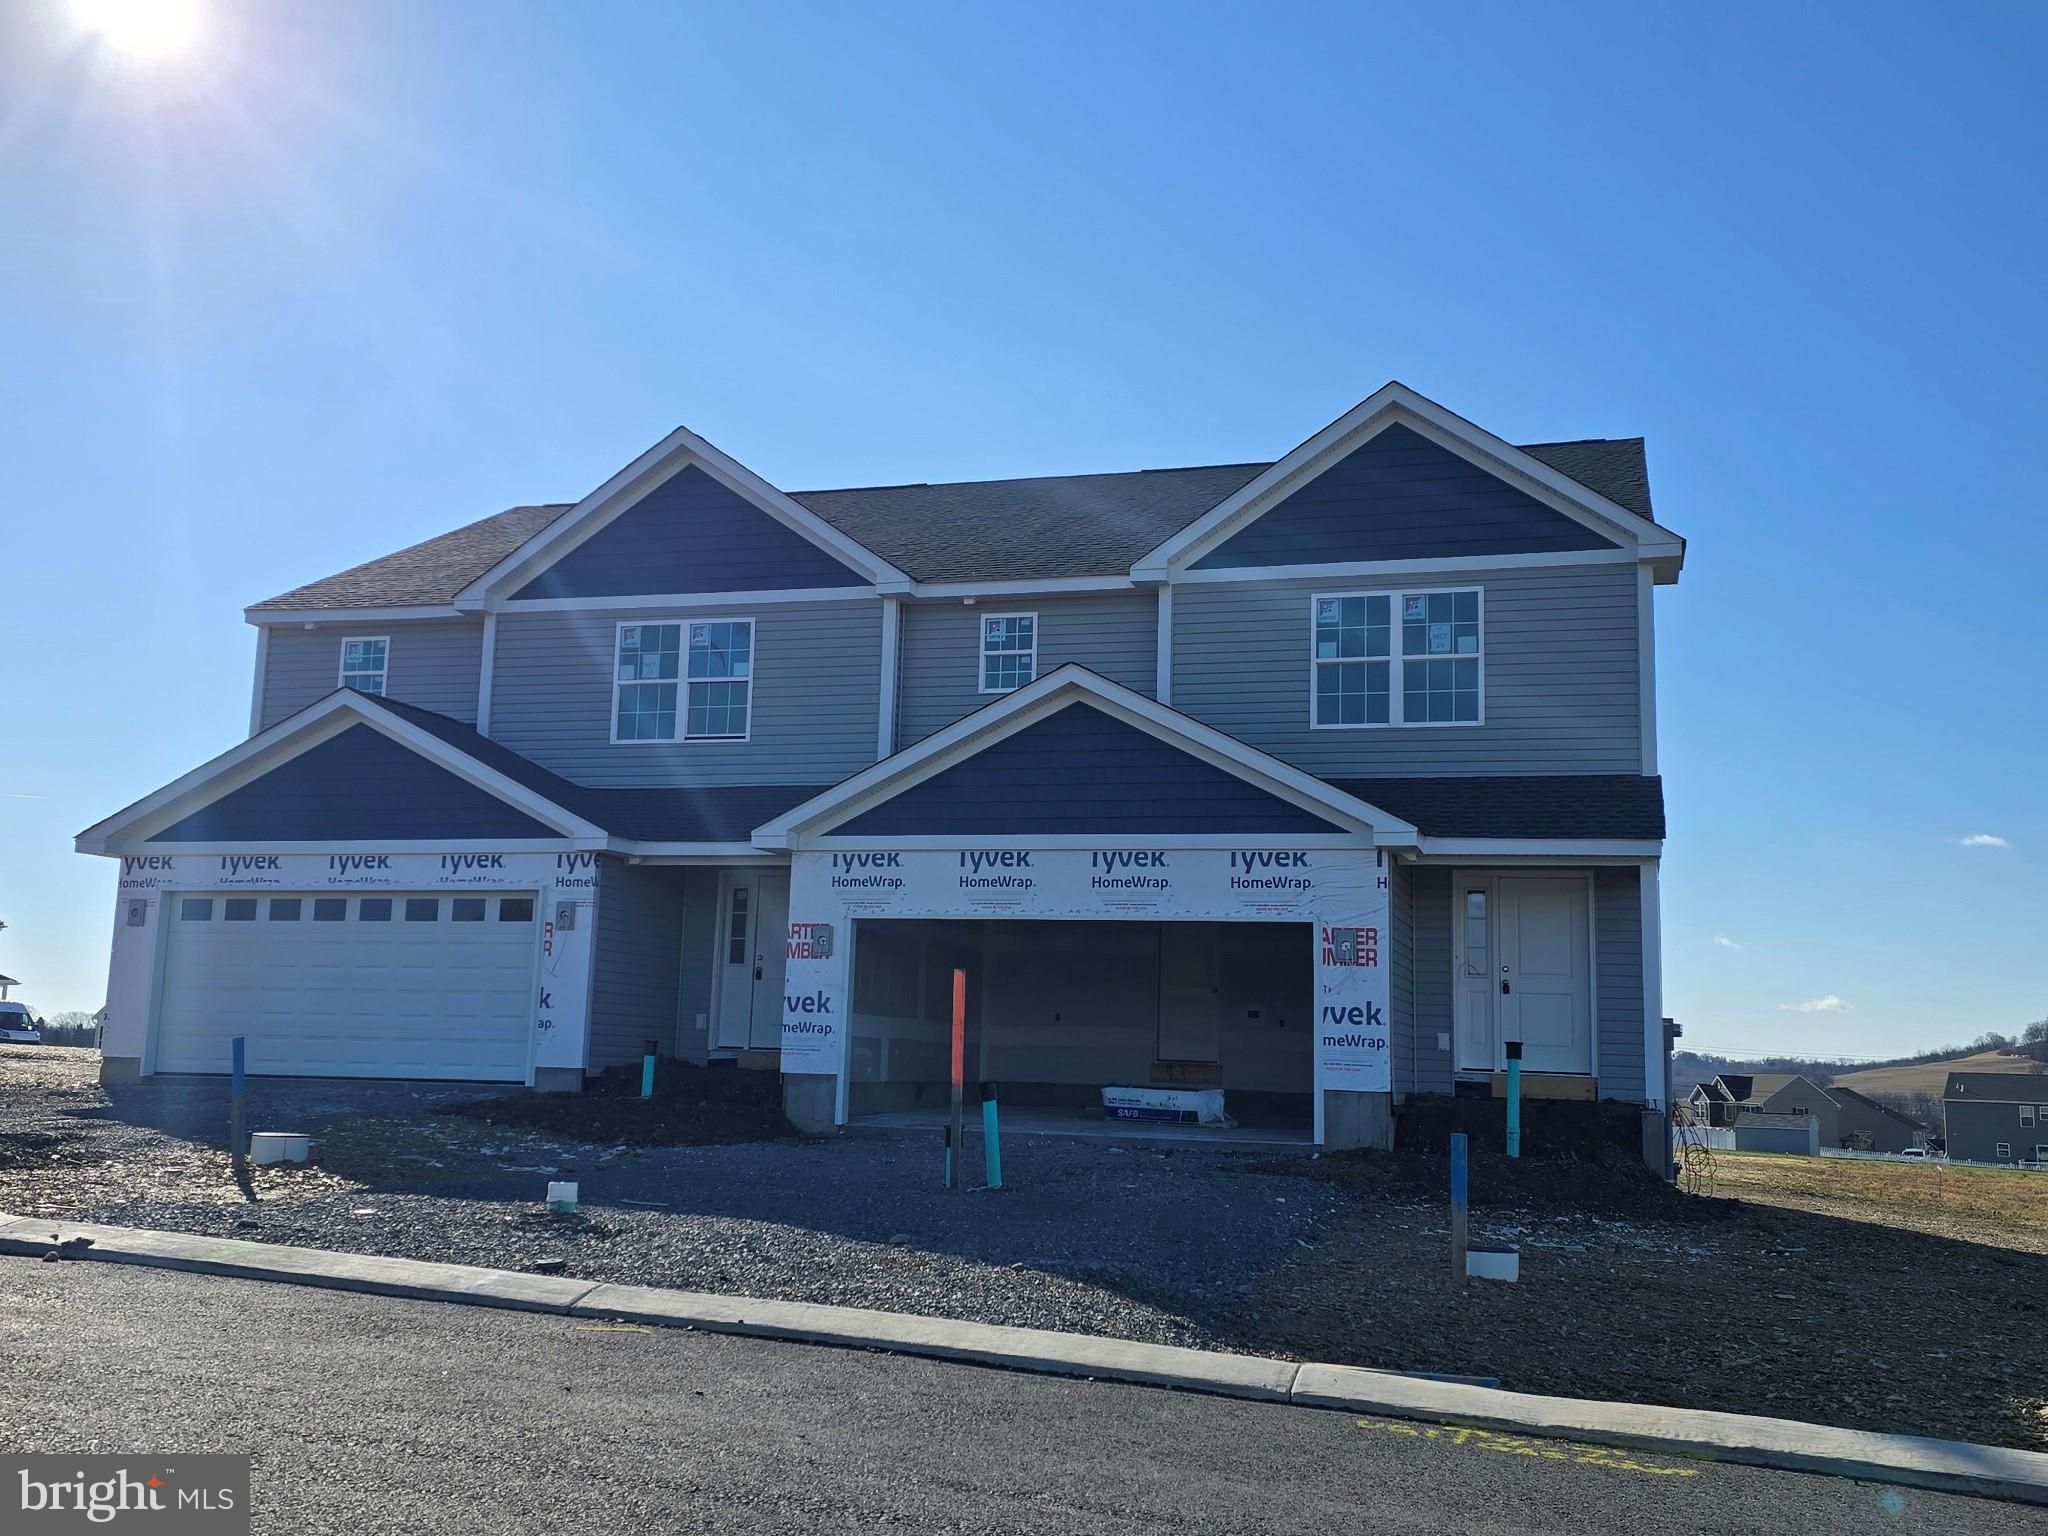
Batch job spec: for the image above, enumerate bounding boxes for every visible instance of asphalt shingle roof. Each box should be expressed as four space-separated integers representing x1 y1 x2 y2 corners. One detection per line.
364 694 1661 844
1328 774 1665 841
369 696 826 841
255 504 574 611
790 462 1269 583
1945 1070 2048 1102
252 438 1654 606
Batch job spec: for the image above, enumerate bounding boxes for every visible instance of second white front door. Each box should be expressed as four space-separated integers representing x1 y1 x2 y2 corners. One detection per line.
715 871 791 1051
1453 873 1592 1076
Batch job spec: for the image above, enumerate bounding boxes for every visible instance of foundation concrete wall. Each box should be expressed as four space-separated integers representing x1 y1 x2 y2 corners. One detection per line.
1323 1089 1393 1150
784 1073 837 1134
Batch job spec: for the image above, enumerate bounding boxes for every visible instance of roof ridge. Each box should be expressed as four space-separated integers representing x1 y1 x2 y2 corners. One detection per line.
791 461 1271 497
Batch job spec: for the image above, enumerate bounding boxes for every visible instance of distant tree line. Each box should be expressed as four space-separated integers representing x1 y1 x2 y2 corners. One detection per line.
17 1008 100 1047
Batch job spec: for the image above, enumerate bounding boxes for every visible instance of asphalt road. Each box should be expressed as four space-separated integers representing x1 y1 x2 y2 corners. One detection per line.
0 1259 2034 1535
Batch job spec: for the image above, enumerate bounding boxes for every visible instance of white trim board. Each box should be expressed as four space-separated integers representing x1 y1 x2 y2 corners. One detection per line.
476 612 499 736
876 596 901 761
1637 562 1659 776
246 605 464 627
500 588 882 614
1130 382 1686 581
247 626 269 739
1168 548 1637 585
1406 840 1663 861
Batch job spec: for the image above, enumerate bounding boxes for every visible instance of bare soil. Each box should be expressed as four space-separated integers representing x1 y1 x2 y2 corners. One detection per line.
440 1056 795 1145
1228 1135 2048 1451
5 1047 2044 1450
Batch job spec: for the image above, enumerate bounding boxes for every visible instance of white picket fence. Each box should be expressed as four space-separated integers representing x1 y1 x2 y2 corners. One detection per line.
1818 1146 2048 1172
1673 1136 2048 1171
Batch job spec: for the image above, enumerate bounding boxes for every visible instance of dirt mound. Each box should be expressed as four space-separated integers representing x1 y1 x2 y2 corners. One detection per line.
1257 1095 1711 1221
1282 1144 1718 1221
437 1058 794 1146
1392 1093 1648 1163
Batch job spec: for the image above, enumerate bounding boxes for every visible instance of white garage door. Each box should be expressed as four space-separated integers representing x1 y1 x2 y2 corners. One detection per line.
157 891 538 1080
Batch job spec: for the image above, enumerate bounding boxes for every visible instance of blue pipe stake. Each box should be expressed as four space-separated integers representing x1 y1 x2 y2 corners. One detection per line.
943 1127 954 1190
641 1054 657 1099
1505 1040 1523 1159
982 1084 1002 1190
229 1037 248 1175
1449 1131 1469 1285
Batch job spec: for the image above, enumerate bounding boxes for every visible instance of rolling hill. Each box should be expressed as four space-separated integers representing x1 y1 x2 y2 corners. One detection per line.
1829 1048 2046 1101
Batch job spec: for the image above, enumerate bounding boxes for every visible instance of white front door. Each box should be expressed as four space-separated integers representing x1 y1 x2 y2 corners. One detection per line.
1497 876 1591 1075
715 872 791 1051
1453 874 1592 1076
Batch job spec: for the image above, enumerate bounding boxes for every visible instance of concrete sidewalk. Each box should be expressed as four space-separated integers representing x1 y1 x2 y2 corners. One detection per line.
4 1210 2045 1508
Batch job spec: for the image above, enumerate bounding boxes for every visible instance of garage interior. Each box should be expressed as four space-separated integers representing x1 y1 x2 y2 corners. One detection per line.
846 918 1314 1136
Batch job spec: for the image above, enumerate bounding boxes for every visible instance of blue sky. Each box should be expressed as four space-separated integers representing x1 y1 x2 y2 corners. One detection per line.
2 1 2042 1055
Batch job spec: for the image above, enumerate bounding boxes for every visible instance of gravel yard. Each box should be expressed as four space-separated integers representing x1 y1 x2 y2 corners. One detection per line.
6 1046 2045 1451
0 1047 1338 1347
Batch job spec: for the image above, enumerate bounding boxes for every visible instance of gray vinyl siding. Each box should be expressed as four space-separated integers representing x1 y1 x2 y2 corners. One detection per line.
258 619 485 730
588 859 688 1072
1594 865 1646 1102
489 598 884 786
1170 562 1639 776
1398 864 1648 1102
1408 866 1454 1097
895 591 1157 747
1944 1101 2040 1164
675 867 721 1064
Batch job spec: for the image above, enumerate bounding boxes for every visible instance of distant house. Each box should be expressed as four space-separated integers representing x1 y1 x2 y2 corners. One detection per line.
1944 1073 2048 1165
1687 1072 1922 1153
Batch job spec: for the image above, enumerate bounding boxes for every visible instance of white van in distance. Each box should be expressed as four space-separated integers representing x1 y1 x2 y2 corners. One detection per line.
0 1002 42 1044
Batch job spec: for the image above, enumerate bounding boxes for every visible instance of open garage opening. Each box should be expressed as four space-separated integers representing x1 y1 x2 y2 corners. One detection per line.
846 917 1314 1140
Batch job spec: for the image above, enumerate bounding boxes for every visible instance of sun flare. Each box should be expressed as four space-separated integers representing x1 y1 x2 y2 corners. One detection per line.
70 0 206 60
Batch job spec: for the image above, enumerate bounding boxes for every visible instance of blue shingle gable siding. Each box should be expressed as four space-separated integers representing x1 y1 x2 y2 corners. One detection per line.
511 465 869 599
148 725 560 842
834 704 1346 836
1192 423 1621 569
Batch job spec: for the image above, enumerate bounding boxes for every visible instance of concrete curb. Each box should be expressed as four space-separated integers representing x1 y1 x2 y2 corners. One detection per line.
5 1212 2045 1506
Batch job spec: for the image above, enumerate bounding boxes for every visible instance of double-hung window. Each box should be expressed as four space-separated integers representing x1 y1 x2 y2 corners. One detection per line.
1312 595 1390 725
614 619 754 743
980 613 1036 693
1312 589 1482 727
339 637 388 695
